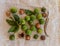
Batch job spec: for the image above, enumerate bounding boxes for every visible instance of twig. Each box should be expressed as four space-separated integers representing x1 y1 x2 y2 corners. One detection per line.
44 13 49 37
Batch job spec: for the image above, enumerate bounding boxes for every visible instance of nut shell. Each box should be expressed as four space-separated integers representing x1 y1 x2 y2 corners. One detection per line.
42 13 48 18
6 11 11 17
25 35 30 40
19 9 24 15
18 33 24 38
36 23 40 29
40 35 46 40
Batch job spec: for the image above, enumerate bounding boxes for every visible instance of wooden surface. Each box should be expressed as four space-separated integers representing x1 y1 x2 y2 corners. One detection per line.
0 0 60 46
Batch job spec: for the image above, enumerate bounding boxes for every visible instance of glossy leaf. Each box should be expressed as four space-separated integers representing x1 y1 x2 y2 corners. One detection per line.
6 19 17 26
12 14 20 24
25 9 34 15
8 26 19 33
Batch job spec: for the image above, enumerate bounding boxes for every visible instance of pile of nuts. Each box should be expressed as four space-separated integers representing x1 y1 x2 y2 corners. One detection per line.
6 7 48 40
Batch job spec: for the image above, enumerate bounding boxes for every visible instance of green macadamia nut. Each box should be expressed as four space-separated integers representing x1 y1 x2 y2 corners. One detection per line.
34 8 40 15
33 34 39 39
39 19 45 24
9 34 15 40
20 19 25 25
37 28 42 34
30 25 36 31
25 16 30 21
10 7 17 13
25 29 32 35
30 15 36 21
37 13 43 20
21 25 28 31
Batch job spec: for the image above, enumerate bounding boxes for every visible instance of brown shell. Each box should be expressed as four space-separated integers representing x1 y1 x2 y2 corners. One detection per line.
6 11 11 17
25 35 30 40
36 23 40 29
18 33 24 38
42 13 48 18
19 9 24 15
40 35 46 40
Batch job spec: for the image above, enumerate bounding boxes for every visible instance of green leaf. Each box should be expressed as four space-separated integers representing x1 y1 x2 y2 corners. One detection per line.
6 19 17 26
8 26 19 33
12 14 20 24
25 9 34 15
